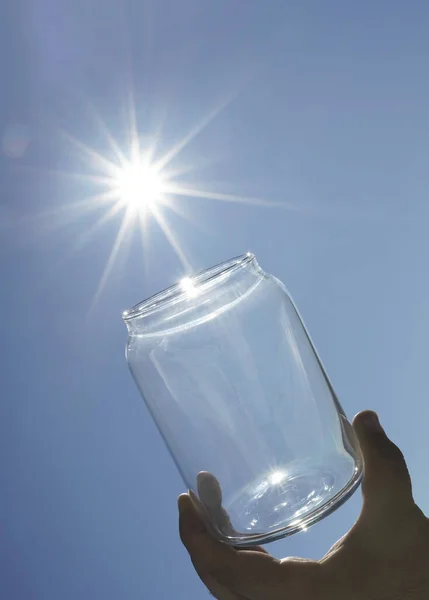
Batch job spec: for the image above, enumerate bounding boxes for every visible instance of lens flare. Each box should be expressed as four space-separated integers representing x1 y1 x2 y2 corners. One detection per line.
180 277 199 298
114 162 165 215
40 89 292 309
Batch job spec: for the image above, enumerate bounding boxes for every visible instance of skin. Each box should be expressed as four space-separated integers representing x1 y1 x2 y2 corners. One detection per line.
178 411 429 599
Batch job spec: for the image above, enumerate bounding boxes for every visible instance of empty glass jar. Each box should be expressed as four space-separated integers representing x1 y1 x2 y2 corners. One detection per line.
123 253 362 546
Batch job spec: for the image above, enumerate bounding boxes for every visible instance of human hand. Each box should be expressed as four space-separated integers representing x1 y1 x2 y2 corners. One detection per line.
178 411 429 599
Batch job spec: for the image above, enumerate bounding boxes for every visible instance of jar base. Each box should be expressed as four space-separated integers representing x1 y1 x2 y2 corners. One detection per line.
214 457 362 547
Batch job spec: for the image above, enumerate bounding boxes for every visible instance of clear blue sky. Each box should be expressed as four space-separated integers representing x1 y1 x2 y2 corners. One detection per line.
2 1 429 598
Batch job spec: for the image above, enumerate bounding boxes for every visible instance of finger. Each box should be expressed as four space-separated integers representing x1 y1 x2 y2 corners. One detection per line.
193 474 269 553
179 494 320 599
353 410 414 515
179 494 247 599
196 472 238 537
180 492 267 599
197 471 223 511
179 493 288 600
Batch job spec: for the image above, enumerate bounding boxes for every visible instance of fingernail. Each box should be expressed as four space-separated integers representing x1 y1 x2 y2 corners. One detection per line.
178 493 188 513
178 493 207 533
364 412 383 432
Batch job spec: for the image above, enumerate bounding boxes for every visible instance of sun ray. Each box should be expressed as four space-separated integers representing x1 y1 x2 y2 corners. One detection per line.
86 101 128 167
38 190 120 231
89 208 136 312
161 194 203 227
160 194 215 238
152 206 191 271
161 157 217 181
163 184 291 209
137 208 151 276
154 90 239 172
60 130 119 177
127 86 143 165
70 202 124 253
14 164 113 187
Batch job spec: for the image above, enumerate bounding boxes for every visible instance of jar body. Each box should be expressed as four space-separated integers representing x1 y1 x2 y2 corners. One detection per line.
124 254 362 546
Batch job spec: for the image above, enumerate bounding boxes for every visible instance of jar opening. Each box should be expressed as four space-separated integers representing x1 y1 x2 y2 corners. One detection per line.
122 252 255 322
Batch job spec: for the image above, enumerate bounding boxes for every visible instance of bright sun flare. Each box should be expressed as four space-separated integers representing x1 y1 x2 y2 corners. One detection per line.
114 162 165 214
51 90 289 309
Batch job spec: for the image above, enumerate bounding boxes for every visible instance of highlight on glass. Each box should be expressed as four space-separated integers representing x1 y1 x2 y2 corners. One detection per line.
123 253 363 546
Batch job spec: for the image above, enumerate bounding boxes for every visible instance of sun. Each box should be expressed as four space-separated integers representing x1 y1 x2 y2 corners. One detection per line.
113 161 165 215
52 91 289 308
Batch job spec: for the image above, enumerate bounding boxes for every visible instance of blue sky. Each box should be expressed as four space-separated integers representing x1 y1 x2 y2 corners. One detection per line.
2 1 429 598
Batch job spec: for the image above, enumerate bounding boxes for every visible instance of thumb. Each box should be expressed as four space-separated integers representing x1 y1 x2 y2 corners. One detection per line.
353 410 414 516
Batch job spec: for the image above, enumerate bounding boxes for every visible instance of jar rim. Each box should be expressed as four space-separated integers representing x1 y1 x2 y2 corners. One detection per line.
122 252 255 322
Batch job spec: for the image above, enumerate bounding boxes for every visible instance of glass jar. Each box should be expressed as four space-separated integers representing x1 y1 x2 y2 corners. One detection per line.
123 253 362 546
